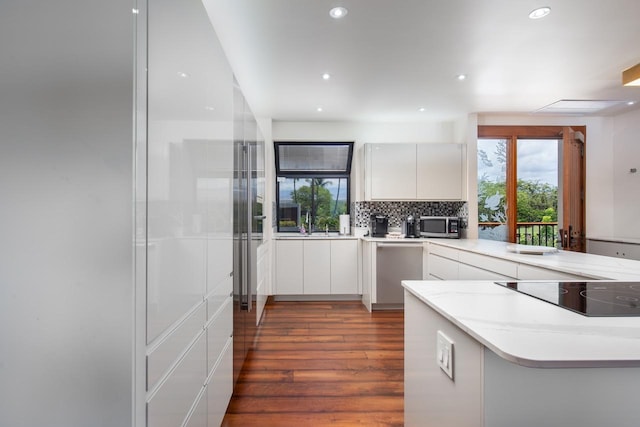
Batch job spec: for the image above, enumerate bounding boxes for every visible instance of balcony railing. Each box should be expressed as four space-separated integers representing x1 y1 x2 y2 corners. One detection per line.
479 222 558 248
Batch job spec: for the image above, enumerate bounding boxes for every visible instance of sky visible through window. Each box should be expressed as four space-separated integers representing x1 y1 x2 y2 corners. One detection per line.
478 139 558 186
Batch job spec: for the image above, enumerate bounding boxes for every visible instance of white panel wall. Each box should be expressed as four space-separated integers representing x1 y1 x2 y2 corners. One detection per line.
0 1 135 426
612 108 640 238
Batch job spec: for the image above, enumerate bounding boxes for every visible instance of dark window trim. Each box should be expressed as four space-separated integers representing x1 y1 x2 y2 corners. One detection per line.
274 141 354 176
274 141 354 233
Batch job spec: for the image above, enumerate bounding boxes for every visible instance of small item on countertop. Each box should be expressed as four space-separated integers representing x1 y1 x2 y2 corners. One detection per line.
385 231 406 239
506 244 558 255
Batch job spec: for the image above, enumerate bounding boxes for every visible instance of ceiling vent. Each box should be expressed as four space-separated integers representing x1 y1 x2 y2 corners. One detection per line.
535 99 627 115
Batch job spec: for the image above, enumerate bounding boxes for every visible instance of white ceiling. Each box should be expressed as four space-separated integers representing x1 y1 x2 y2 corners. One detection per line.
203 0 640 122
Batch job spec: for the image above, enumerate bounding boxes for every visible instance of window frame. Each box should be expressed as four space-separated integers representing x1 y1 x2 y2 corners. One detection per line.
274 141 354 233
477 125 586 245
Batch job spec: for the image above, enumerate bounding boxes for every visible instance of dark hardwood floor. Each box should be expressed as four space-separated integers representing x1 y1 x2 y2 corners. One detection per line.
222 300 404 426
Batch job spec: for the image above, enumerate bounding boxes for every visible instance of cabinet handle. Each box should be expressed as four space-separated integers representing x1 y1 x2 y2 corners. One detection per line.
377 243 424 248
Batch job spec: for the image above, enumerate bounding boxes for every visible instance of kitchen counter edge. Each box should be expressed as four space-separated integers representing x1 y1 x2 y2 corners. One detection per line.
402 280 640 368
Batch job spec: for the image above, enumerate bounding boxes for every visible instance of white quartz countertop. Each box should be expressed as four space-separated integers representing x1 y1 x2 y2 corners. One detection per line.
402 280 640 368
426 238 640 281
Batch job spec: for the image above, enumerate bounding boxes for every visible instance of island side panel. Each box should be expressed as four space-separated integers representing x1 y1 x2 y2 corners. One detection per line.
404 290 484 427
483 348 640 427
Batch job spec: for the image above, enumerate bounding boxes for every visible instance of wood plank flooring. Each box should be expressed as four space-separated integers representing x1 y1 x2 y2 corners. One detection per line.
222 300 404 427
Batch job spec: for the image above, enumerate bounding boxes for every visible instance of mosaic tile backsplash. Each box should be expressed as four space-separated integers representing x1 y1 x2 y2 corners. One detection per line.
352 201 468 229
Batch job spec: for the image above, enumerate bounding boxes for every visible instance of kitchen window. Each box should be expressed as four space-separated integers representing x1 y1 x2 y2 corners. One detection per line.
275 142 354 232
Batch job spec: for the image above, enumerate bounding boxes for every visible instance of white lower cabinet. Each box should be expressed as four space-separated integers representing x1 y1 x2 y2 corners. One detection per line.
207 339 233 427
428 243 517 280
276 238 359 295
427 242 592 282
428 254 459 280
331 239 359 294
275 240 304 294
516 264 590 280
458 263 514 280
406 291 639 427
587 239 640 261
304 240 331 294
147 334 207 427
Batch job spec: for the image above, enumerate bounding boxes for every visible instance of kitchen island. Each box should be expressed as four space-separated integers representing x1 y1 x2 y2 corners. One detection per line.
403 280 640 427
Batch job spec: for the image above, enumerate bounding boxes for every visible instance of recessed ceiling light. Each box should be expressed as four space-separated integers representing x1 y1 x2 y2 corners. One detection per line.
418 107 426 112
132 8 139 14
456 74 467 81
317 107 323 112
322 73 331 80
628 101 636 106
529 7 551 19
177 71 190 78
204 106 215 111
329 7 348 19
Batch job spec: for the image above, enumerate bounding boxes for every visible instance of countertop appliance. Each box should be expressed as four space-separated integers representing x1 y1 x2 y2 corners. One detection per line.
495 281 640 317
375 242 423 309
404 214 419 238
370 214 389 237
419 216 461 238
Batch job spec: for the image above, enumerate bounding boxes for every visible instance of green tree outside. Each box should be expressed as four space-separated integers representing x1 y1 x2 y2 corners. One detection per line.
291 178 346 231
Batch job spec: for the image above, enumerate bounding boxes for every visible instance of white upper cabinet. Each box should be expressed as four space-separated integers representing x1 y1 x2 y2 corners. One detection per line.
364 143 464 201
365 143 416 200
416 143 463 200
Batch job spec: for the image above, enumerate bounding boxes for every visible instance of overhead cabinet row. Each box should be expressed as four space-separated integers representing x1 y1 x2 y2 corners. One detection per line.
364 143 464 201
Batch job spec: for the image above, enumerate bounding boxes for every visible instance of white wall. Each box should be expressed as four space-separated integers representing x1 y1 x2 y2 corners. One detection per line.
0 1 135 426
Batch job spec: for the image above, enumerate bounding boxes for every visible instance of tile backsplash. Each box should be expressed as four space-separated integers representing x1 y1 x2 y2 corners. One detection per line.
352 201 468 229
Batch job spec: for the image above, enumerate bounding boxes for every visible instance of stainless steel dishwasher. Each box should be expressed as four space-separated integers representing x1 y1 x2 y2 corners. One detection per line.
375 242 424 309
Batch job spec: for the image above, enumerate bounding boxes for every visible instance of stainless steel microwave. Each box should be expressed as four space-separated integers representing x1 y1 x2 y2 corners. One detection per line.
419 216 461 238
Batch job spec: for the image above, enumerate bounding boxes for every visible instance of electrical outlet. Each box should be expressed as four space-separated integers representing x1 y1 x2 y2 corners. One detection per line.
436 330 454 380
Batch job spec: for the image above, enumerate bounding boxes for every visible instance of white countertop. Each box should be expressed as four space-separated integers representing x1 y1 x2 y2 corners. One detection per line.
426 238 640 281
402 280 640 368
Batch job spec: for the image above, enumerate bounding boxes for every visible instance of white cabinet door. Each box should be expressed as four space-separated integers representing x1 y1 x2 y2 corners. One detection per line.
361 240 373 310
365 143 416 200
428 254 459 280
303 240 331 294
458 263 515 280
458 251 518 278
275 240 304 294
331 239 358 294
587 240 640 261
416 143 463 200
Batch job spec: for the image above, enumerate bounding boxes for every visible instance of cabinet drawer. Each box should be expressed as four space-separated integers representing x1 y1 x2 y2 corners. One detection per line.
458 251 518 278
207 296 232 375
428 243 459 261
147 303 206 392
517 264 592 280
147 333 207 427
207 338 233 427
428 254 459 280
458 263 515 280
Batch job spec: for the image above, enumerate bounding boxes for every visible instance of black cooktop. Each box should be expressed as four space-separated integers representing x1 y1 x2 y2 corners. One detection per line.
494 281 640 317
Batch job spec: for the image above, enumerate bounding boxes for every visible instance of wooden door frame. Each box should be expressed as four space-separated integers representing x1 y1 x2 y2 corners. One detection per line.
477 125 586 246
